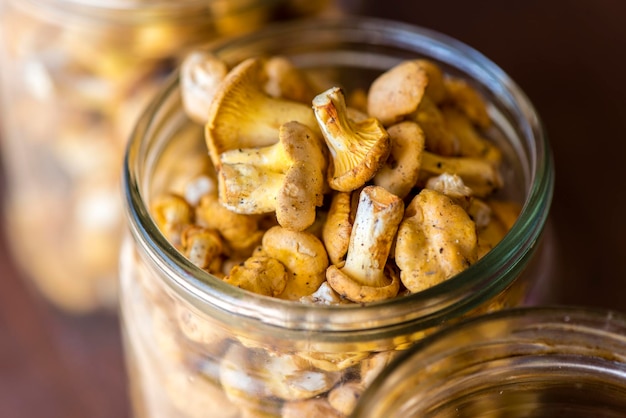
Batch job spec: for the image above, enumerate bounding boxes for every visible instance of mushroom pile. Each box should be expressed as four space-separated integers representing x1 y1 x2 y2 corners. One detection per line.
153 52 520 303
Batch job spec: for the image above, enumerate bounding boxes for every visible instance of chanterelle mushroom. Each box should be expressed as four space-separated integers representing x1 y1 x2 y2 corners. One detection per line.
205 57 319 167
321 191 356 266
326 185 404 303
420 150 503 197
223 255 288 297
217 121 327 231
180 225 223 271
263 55 317 103
195 192 265 256
151 193 194 248
415 59 447 104
313 86 390 192
411 95 459 156
367 59 429 126
180 51 229 124
442 106 501 163
373 121 425 199
395 188 478 293
260 225 329 300
443 77 491 129
426 172 474 210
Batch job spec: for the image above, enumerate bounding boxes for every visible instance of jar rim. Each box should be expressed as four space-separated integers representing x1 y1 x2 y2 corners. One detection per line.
123 16 554 335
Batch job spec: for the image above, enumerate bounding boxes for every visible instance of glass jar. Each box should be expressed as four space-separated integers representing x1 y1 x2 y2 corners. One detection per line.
120 16 554 418
352 306 626 418
0 0 331 313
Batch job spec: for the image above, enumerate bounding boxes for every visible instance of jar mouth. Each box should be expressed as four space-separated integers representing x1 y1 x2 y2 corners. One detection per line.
123 16 554 334
353 306 626 417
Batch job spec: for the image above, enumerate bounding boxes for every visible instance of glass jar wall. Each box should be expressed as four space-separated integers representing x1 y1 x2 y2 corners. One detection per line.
352 307 626 418
121 17 554 418
0 0 330 313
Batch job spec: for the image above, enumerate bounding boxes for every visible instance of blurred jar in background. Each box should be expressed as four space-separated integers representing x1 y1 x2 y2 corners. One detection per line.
0 0 332 313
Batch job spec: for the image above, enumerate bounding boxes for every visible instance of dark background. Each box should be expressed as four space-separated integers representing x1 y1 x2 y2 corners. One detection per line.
1 1 625 417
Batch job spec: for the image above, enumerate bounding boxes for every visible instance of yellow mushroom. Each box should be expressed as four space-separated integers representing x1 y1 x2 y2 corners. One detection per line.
217 121 327 232
261 226 329 300
367 59 429 126
411 94 459 156
180 225 224 271
419 150 503 197
180 51 229 124
415 59 447 104
321 191 355 266
395 188 478 293
471 198 521 259
299 282 349 305
205 57 320 167
442 106 502 163
221 344 340 407
223 255 288 297
151 193 194 248
443 77 491 129
263 55 317 103
313 86 390 192
328 381 364 416
195 193 265 257
326 186 404 303
425 172 474 210
373 121 425 199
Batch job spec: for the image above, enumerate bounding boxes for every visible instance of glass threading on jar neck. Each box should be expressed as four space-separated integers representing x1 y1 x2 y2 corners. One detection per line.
123 17 554 340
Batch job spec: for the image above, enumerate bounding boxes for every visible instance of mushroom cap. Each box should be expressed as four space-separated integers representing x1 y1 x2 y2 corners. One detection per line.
217 121 326 231
223 255 288 297
261 226 329 299
443 77 491 129
180 51 229 124
275 121 327 231
321 191 354 266
313 87 391 192
326 263 400 303
415 59 447 104
205 57 318 168
367 60 429 126
420 151 503 197
412 94 459 156
373 121 425 199
195 193 264 255
442 106 501 163
425 172 473 210
264 55 317 103
180 225 223 270
395 188 478 293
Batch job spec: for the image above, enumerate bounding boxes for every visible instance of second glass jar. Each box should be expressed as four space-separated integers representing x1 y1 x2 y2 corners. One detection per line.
351 307 626 418
0 0 331 313
121 17 554 418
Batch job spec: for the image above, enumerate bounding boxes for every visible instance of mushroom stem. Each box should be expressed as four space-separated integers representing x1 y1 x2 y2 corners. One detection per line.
341 186 404 287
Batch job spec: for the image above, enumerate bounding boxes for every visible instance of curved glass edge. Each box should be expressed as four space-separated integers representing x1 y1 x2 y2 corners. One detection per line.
123 16 554 335
352 306 626 417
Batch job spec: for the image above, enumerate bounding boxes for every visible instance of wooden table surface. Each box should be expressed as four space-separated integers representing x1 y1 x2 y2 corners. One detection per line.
2 1 626 417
